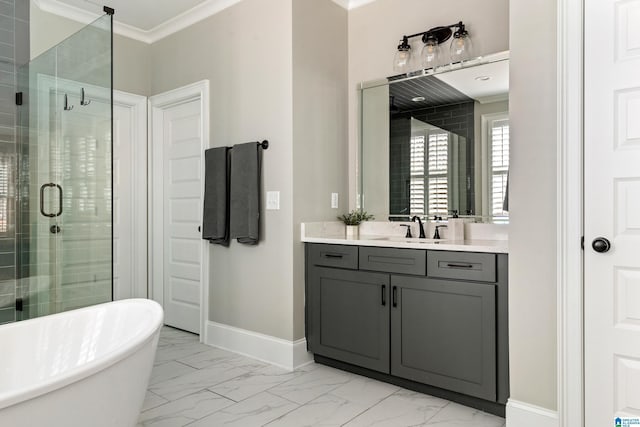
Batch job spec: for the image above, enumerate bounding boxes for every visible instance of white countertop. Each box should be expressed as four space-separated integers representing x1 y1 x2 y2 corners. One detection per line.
301 222 508 254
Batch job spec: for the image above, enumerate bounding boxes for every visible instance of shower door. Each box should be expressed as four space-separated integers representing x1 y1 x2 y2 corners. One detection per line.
15 14 113 320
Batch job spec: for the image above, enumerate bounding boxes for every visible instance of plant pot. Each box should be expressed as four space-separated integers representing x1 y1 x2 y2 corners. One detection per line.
345 225 359 239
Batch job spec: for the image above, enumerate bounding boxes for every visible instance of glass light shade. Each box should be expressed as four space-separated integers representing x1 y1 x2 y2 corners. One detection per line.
393 48 412 73
450 33 473 64
421 39 440 69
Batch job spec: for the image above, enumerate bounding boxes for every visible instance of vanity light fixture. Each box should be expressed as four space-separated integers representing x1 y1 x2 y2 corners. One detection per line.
393 21 473 74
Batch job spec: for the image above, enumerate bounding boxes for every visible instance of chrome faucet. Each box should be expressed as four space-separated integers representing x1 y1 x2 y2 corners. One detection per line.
411 216 426 238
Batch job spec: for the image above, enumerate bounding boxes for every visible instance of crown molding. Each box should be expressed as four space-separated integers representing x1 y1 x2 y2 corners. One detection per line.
35 0 375 43
34 0 244 44
147 0 243 43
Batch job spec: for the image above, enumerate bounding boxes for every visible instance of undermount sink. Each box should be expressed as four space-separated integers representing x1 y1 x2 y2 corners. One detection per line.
373 236 449 244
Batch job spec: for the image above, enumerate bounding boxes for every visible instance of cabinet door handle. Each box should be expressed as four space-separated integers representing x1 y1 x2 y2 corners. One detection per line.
392 286 398 307
381 285 386 306
446 263 474 269
323 253 343 259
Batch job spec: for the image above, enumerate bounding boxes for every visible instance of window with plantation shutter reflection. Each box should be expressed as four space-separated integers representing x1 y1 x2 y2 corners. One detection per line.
0 153 11 234
427 131 449 216
409 129 449 217
490 118 509 222
409 135 425 216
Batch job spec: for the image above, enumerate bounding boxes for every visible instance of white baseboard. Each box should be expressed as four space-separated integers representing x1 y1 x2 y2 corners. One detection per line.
205 321 313 371
506 399 559 427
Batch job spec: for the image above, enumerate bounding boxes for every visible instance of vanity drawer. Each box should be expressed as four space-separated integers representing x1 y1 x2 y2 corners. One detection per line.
308 244 358 269
427 251 496 282
359 247 426 276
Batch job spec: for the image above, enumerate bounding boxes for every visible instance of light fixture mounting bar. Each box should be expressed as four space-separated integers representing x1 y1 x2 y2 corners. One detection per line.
399 21 466 46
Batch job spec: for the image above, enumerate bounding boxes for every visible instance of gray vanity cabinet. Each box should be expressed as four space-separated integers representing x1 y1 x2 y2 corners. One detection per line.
305 243 508 410
390 275 497 401
307 267 390 373
306 244 391 373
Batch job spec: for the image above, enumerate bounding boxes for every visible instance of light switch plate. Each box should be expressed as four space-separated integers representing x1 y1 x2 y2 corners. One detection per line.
331 193 339 209
266 191 280 210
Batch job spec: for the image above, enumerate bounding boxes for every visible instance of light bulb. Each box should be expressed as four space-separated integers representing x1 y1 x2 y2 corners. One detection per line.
394 50 411 72
450 24 473 64
421 36 440 70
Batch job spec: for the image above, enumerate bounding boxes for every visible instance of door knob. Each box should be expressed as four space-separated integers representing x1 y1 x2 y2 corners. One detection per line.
592 237 611 253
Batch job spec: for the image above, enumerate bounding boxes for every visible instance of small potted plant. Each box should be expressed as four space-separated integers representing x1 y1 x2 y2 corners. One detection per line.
338 209 374 239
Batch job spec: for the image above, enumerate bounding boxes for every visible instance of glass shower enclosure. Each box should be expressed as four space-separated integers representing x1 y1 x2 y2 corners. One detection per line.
15 12 113 320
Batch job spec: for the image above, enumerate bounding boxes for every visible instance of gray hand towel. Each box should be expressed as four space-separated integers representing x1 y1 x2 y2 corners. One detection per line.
230 142 261 245
202 147 230 246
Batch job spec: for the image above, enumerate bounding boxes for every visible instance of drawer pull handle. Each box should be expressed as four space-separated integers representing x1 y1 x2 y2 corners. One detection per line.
381 285 386 306
324 253 344 259
446 263 474 269
392 286 398 307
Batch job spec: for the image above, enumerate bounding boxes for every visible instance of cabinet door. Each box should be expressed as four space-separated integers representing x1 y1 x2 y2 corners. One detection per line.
309 267 390 373
390 275 496 400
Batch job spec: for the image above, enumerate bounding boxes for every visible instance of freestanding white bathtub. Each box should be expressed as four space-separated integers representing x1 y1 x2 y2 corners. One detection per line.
0 298 163 427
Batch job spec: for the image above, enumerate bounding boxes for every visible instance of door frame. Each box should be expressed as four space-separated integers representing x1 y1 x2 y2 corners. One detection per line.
557 0 584 425
113 90 148 300
148 80 210 340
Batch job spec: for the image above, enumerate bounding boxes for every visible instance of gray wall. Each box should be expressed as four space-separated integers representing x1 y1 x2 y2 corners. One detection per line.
292 0 348 340
151 0 348 342
508 0 558 411
0 0 28 324
151 0 297 341
30 1 151 95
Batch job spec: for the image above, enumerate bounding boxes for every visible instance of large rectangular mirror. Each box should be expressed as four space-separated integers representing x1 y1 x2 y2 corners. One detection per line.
359 53 509 223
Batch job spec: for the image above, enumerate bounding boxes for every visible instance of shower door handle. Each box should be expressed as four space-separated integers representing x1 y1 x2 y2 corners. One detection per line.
40 183 63 218
54 184 63 217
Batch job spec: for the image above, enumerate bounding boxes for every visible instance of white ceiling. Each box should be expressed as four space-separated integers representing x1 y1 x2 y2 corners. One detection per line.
34 0 376 44
434 59 509 103
57 0 212 31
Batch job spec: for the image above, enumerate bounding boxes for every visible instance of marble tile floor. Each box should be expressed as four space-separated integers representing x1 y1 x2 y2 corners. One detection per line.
138 326 506 427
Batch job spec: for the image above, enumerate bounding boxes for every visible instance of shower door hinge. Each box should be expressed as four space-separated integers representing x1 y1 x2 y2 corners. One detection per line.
15 298 23 311
103 5 114 15
581 236 584 250
15 92 23 106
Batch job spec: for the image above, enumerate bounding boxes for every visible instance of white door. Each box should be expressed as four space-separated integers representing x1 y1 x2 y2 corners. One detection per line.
584 0 640 424
150 81 209 335
113 91 147 300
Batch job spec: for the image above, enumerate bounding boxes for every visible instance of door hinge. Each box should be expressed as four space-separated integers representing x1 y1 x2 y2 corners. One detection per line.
15 92 23 106
15 298 23 311
581 236 584 250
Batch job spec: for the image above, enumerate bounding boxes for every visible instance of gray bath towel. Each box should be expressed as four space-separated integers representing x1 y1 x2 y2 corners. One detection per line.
230 142 261 245
202 147 230 246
